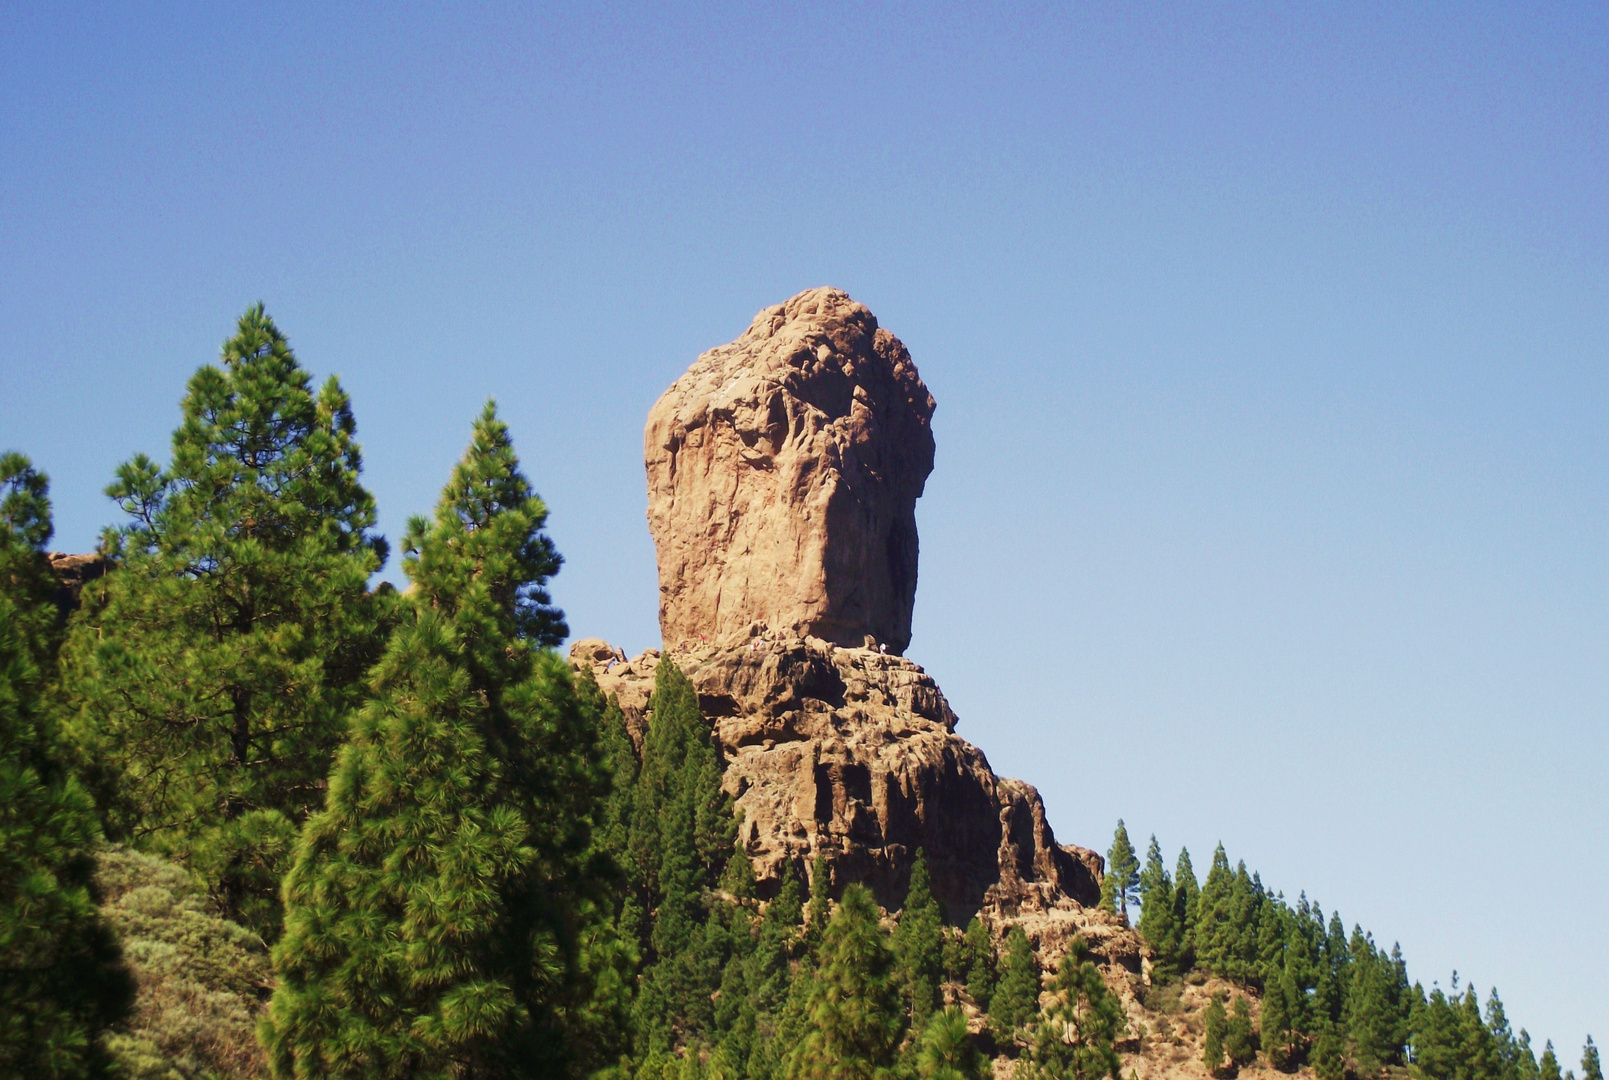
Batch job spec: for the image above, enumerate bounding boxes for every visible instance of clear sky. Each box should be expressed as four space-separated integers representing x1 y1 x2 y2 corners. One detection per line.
3 1 1604 1056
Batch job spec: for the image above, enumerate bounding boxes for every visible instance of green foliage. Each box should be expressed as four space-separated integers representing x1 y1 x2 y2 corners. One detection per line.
1540 1041 1563 1080
801 855 831 961
1203 993 1227 1075
1225 994 1257 1069
990 926 1040 1047
94 846 269 1080
0 457 134 1080
1136 835 1178 978
0 453 68 668
962 917 995 1012
628 656 740 1056
58 307 393 934
893 849 945 1031
1103 821 1139 922
260 402 609 1079
1583 1038 1603 1080
916 1008 985 1080
1022 939 1125 1080
783 884 904 1080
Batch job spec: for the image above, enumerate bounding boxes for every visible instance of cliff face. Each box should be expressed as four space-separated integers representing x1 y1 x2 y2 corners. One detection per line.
578 287 1130 947
645 287 935 655
571 634 1102 925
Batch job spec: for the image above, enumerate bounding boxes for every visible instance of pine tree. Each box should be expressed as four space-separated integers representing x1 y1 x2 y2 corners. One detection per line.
1582 1038 1602 1080
894 849 946 1030
0 453 67 668
0 456 134 1079
261 402 609 1079
1104 821 1140 923
1541 1042 1563 1080
991 926 1040 1047
59 306 393 934
1025 938 1125 1080
1225 994 1257 1069
629 654 740 1055
1203 993 1227 1076
1136 836 1174 960
1194 845 1234 974
963 917 996 1012
784 883 904 1080
917 1008 985 1080
801 854 832 960
1173 847 1200 970
1260 964 1295 1070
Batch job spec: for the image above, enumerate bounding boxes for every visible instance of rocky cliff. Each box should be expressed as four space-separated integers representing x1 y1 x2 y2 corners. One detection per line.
645 287 935 655
581 288 1135 964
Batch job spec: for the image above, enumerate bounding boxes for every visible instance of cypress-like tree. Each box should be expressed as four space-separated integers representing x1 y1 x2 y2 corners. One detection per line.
1540 1042 1563 1080
1137 835 1176 976
1173 847 1200 970
1194 845 1235 973
0 455 134 1079
1582 1038 1602 1080
1102 821 1140 922
990 926 1040 1047
1225 994 1258 1069
894 849 946 1031
628 656 739 1055
963 917 996 1012
59 306 392 933
260 402 609 1079
1024 938 1125 1080
1203 993 1227 1076
784 883 904 1080
801 854 832 961
1260 965 1296 1070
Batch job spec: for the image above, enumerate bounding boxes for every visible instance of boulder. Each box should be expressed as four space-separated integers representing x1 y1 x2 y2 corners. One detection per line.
645 287 935 655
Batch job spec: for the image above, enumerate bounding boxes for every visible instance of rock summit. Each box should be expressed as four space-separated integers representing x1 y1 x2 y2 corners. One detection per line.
645 286 935 654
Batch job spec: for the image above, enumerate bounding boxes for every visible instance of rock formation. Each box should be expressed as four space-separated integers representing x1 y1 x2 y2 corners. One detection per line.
572 633 1103 927
645 287 935 654
572 287 1142 965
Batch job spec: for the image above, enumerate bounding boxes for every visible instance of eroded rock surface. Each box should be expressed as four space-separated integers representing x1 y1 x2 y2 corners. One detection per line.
571 633 1102 924
645 287 935 654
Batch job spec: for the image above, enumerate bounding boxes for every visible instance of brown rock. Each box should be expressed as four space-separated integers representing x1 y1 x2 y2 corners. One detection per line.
644 287 935 655
46 551 108 613
571 633 1102 923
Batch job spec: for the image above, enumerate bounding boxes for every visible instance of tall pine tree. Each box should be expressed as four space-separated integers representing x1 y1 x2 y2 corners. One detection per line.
1024 938 1125 1080
58 306 392 933
784 883 904 1080
991 926 1040 1048
894 849 946 1031
261 402 609 1079
1101 821 1140 922
0 455 134 1079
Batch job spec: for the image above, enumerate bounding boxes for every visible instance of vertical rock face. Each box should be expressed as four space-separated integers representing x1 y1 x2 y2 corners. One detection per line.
645 287 936 654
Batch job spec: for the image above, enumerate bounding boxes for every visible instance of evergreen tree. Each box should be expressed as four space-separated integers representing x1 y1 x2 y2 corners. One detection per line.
963 917 996 1012
628 656 739 1054
1582 1038 1602 1080
261 402 609 1079
1024 939 1125 1080
894 849 946 1031
59 307 393 933
784 883 904 1080
1260 964 1296 1070
1541 1042 1563 1080
917 1008 986 1080
1194 845 1234 973
1203 993 1227 1076
1173 847 1200 970
1137 835 1176 976
0 453 68 668
1098 821 1139 921
991 926 1040 1047
801 854 832 961
1225 994 1258 1069
0 456 134 1079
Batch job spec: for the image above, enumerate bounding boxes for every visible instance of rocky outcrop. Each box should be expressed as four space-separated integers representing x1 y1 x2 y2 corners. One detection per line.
571 633 1102 924
644 287 935 655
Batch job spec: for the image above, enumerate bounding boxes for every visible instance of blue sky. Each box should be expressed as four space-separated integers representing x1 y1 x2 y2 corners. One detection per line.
3 2 1605 1055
